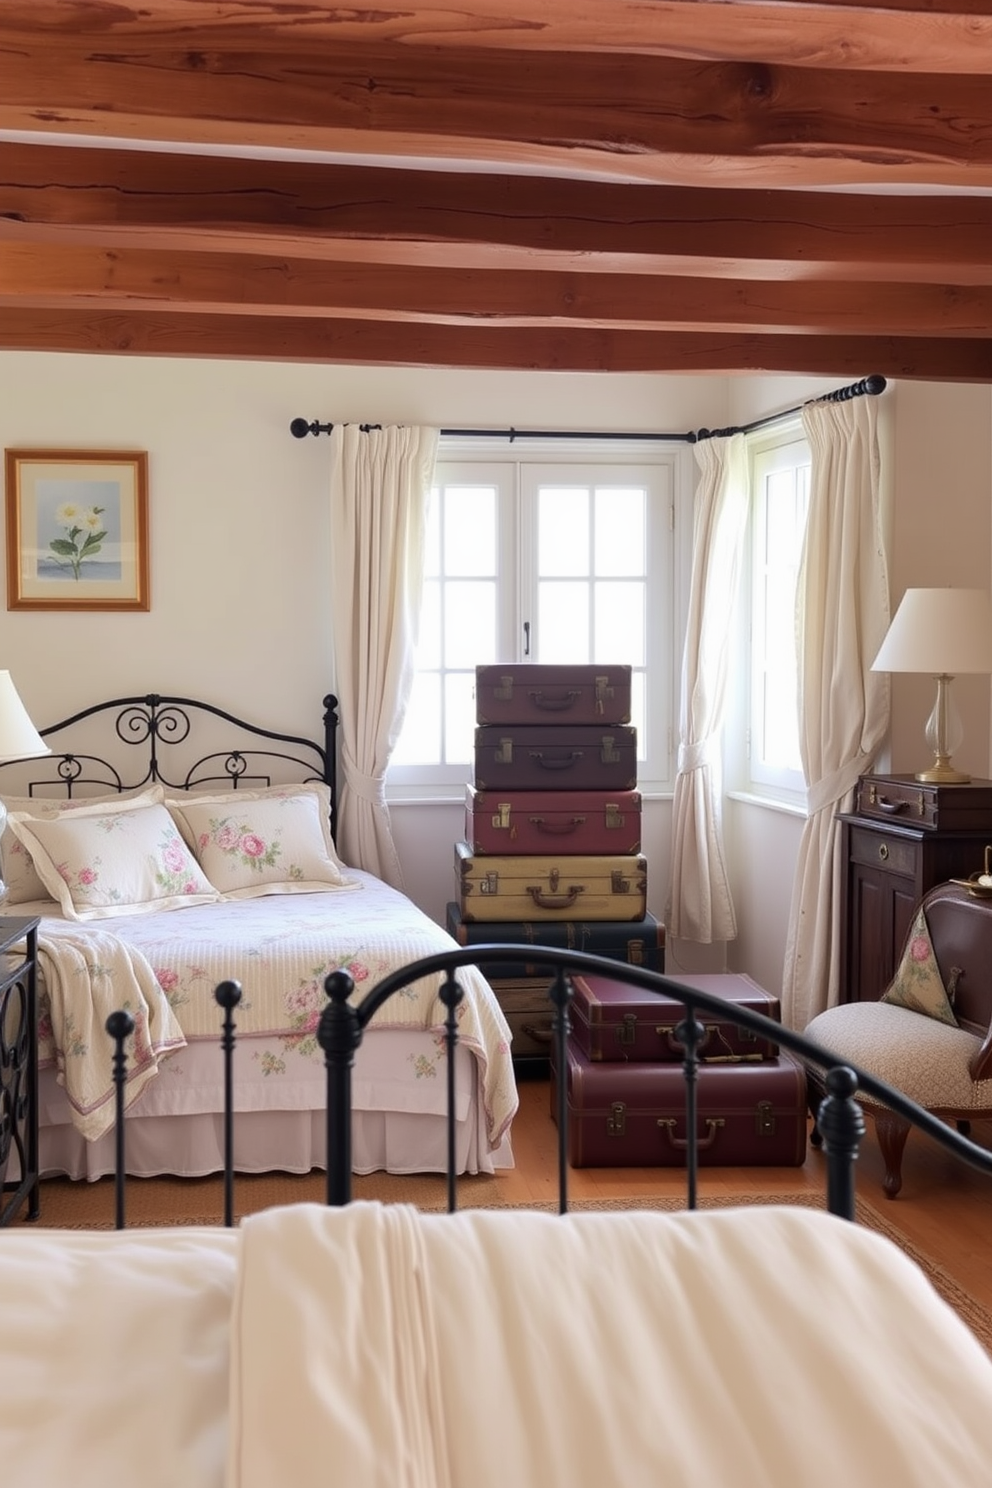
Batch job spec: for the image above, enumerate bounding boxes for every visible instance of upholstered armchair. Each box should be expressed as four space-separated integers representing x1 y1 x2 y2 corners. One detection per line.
804 881 992 1198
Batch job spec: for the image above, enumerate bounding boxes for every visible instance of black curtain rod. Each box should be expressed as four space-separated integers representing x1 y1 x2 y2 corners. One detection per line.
289 374 886 445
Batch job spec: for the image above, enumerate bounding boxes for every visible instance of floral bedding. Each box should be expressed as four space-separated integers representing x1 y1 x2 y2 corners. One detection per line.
30 870 517 1145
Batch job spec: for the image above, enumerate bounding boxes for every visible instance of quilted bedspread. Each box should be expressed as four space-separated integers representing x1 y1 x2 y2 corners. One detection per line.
30 870 516 1144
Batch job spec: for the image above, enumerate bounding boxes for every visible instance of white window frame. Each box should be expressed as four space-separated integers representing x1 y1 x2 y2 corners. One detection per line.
387 436 694 801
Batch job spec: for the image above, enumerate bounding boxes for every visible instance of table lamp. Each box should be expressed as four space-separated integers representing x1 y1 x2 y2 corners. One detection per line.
871 587 992 784
0 670 51 902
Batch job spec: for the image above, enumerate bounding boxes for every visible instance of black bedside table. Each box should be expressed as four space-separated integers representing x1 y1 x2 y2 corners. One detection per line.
0 916 41 1226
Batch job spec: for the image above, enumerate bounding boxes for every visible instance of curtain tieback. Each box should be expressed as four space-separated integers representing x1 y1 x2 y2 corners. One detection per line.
342 767 388 806
805 754 874 816
677 737 719 773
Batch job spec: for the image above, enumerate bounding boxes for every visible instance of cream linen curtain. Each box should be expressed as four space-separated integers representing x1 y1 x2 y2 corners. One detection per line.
329 423 439 884
782 397 890 1029
666 433 749 943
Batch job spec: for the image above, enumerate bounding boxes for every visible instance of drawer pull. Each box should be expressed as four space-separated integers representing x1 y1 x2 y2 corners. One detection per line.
878 843 889 861
874 795 907 816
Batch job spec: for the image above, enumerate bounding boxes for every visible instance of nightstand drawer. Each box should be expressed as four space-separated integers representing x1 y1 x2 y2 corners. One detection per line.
848 826 918 877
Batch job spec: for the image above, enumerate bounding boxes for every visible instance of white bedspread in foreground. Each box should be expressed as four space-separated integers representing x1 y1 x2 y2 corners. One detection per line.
31 870 516 1144
4 1204 991 1488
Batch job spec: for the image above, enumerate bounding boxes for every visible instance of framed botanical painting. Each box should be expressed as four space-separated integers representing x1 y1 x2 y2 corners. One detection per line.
5 449 149 611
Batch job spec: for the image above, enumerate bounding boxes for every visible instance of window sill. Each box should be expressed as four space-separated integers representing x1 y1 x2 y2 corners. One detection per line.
726 789 807 820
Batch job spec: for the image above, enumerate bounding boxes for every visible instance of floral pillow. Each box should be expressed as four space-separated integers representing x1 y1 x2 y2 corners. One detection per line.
6 796 221 921
166 784 356 900
880 907 959 1027
0 785 166 906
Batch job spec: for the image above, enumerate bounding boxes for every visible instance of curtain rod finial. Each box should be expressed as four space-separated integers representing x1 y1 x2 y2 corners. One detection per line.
290 418 313 439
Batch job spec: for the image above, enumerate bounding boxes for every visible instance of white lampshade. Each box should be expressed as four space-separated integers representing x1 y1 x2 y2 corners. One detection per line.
0 671 50 762
871 588 992 676
871 588 992 784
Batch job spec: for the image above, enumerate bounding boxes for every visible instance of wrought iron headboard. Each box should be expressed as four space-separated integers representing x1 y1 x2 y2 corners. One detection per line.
0 692 340 842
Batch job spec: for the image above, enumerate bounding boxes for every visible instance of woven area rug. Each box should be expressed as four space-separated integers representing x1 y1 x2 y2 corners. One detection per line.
17 1176 990 1355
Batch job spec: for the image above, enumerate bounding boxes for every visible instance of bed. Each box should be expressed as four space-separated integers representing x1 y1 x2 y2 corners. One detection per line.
0 692 516 1182
5 958 992 1488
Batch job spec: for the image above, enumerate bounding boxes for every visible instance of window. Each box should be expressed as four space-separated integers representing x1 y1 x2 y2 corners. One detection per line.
742 429 811 798
389 439 691 796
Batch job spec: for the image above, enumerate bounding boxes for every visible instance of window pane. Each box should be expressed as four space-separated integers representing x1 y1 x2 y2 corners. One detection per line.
445 486 496 576
392 671 441 765
595 488 645 574
444 672 475 764
595 581 645 665
416 578 441 669
538 487 589 575
538 580 589 662
445 580 496 666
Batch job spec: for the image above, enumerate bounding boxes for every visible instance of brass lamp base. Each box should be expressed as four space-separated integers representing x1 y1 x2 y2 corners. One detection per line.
915 763 971 784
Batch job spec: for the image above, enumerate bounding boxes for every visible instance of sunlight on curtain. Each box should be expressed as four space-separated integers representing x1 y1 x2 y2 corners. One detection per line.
666 433 749 943
782 397 890 1029
329 424 439 884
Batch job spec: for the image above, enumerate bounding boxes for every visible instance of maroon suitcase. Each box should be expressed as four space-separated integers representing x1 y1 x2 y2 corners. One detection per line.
465 785 642 856
550 1036 807 1168
569 971 779 1063
475 664 632 726
474 724 637 792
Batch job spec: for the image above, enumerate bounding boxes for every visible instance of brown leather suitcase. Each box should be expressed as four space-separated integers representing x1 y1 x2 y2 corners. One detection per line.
465 785 642 856
569 971 779 1064
550 1036 807 1168
475 664 632 726
455 840 647 922
474 724 637 791
445 901 665 978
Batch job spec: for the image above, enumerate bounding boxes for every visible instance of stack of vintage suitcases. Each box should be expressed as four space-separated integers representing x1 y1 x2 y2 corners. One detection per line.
551 970 808 1169
446 663 664 1066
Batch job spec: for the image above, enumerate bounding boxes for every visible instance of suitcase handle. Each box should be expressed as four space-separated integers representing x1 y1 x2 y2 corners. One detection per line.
526 885 585 909
873 794 908 815
657 1117 726 1151
528 815 586 835
527 689 581 711
528 750 583 770
520 1021 554 1044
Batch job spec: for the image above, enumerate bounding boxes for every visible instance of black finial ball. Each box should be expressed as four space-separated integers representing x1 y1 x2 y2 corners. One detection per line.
290 418 312 439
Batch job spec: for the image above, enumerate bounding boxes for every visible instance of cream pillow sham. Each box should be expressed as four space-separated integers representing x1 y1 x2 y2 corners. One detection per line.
166 783 355 899
7 794 221 921
0 785 166 905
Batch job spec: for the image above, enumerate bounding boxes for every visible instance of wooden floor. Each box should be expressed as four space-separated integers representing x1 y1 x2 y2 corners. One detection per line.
492 1071 992 1312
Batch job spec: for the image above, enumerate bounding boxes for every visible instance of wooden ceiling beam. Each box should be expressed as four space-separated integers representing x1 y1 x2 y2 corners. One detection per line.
2 1 991 75
4 145 992 284
0 306 989 383
3 242 991 338
3 37 992 188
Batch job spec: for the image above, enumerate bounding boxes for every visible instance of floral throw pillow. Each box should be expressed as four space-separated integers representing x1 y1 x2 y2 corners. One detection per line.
7 797 221 921
880 907 959 1027
0 785 166 905
167 785 357 900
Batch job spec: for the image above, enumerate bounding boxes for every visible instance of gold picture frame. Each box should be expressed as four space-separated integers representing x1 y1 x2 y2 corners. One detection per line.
5 449 149 611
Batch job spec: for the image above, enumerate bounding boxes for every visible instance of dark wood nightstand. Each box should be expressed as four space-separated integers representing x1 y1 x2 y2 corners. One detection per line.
0 916 41 1226
838 776 992 1004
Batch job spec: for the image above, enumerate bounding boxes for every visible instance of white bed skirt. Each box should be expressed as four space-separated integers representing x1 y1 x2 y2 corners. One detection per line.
37 1030 513 1180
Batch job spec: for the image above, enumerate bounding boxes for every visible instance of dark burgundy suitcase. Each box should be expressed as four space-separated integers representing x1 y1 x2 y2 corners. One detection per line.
465 785 642 856
474 724 637 792
445 901 665 978
569 971 780 1064
550 1036 807 1168
475 664 632 726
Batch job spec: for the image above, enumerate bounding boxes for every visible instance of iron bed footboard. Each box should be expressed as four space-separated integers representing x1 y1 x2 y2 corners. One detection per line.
103 945 992 1229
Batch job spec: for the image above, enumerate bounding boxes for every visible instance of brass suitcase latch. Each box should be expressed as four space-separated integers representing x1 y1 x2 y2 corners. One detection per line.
493 675 514 701
615 1013 637 1047
607 1101 626 1137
